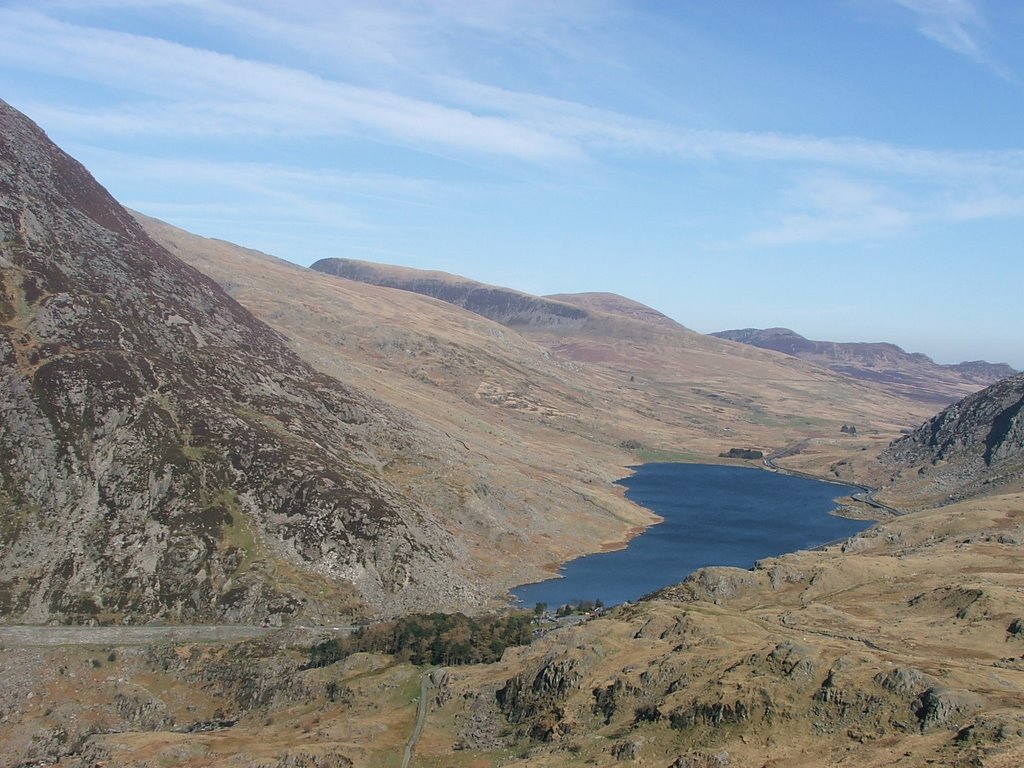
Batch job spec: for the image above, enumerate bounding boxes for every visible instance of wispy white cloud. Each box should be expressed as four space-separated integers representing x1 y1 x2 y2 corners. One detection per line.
890 0 1017 82
0 8 583 162
5 1 1024 254
435 76 1024 183
63 146 469 229
6 4 1024 182
747 174 915 246
945 193 1024 221
745 172 1024 248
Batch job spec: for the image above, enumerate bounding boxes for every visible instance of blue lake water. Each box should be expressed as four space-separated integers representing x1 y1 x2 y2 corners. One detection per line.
512 462 871 609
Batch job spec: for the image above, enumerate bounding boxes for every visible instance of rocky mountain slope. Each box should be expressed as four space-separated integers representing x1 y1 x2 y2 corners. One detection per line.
712 327 1016 405
0 98 483 624
140 219 952 564
5 390 1024 767
880 372 1024 504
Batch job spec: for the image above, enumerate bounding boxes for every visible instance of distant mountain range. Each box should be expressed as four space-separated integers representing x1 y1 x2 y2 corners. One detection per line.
712 327 1017 405
311 260 1006 409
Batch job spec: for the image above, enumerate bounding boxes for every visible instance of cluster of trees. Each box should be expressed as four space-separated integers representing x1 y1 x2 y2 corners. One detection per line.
534 598 604 618
306 611 534 669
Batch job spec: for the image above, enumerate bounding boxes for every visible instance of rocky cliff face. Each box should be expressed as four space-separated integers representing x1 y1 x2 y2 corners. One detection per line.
881 372 1024 500
0 99 476 624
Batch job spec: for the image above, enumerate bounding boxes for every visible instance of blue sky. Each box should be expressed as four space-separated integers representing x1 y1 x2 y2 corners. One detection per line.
1 1 1022 368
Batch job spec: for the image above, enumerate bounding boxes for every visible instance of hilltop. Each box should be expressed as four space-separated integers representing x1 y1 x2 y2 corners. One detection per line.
311 256 588 328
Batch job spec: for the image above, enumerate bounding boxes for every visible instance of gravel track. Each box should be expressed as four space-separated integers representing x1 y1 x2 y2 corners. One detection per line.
0 624 350 647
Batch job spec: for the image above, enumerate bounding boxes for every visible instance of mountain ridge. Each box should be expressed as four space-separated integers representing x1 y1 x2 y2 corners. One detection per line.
311 256 589 328
712 326 1016 404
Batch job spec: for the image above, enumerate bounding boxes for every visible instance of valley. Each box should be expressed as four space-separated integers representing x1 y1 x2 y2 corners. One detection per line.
3 97 1024 767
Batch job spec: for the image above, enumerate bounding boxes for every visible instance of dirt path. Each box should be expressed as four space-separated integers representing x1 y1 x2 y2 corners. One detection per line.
0 624 355 647
401 669 434 768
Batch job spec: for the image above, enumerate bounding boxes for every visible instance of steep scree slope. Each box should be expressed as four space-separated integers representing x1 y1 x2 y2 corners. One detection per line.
0 99 474 624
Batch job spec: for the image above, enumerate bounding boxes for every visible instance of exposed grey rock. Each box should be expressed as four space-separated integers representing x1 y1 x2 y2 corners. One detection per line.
593 678 641 724
610 737 643 761
764 641 819 685
0 98 480 624
656 567 762 605
495 656 586 742
874 666 936 697
255 751 354 768
881 372 1024 499
915 687 985 732
669 697 761 730
669 751 731 768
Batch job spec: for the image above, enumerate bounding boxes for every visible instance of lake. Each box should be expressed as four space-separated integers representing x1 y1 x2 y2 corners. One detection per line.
511 462 871 609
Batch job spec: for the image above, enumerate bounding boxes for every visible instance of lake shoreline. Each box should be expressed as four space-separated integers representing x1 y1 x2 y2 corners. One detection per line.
511 461 873 609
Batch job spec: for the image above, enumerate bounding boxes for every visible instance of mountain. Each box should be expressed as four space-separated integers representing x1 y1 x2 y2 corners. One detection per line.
167 241 949 499
712 327 1016 405
4 98 1024 767
311 257 588 328
880 372 1024 503
545 291 688 330
7 374 1024 767
0 99 482 624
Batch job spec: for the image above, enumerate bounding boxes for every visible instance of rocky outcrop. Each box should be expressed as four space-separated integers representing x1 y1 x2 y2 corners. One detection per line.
915 687 985 732
496 656 585 741
257 752 355 768
655 567 763 605
950 360 1019 384
881 372 1024 498
0 98 476 623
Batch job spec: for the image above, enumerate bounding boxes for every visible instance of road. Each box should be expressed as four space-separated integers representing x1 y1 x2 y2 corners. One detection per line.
0 624 356 647
401 669 434 768
762 448 903 517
